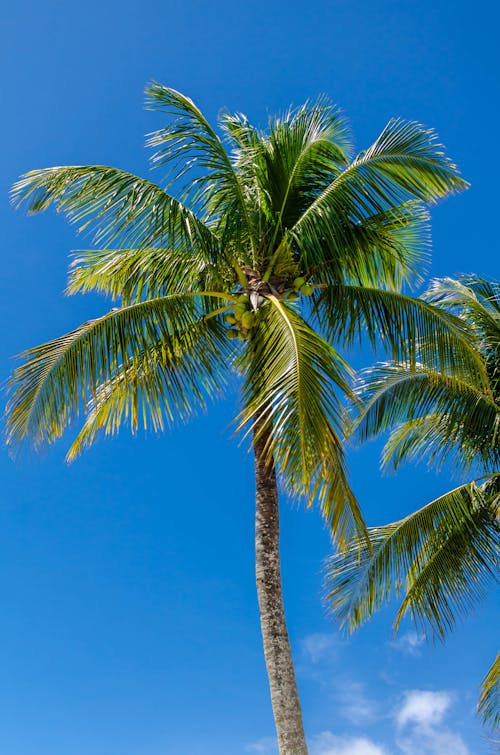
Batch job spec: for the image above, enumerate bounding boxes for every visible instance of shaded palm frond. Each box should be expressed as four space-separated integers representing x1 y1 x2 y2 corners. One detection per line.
238 296 365 544
6 293 233 452
325 477 500 637
315 285 486 383
424 276 500 398
381 414 490 474
292 119 467 273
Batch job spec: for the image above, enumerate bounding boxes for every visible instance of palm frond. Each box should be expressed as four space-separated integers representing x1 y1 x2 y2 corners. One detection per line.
478 651 500 732
67 246 232 304
325 477 500 636
292 119 468 272
6 293 234 452
315 285 487 383
424 275 500 398
306 201 431 291
353 364 499 469
145 83 257 256
260 99 352 227
11 166 219 259
238 296 365 544
65 310 235 460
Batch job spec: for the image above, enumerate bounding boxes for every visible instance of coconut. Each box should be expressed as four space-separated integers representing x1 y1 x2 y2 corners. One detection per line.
226 329 240 339
300 283 314 296
240 311 255 329
233 303 247 320
293 276 306 291
224 313 236 324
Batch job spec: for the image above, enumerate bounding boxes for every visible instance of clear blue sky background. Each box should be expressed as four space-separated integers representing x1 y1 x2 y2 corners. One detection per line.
1 1 498 753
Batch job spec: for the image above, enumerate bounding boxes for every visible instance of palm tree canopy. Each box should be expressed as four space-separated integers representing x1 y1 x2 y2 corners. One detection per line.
326 275 500 728
6 84 473 546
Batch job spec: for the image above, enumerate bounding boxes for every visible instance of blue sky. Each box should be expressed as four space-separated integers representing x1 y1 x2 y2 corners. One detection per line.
1 1 498 753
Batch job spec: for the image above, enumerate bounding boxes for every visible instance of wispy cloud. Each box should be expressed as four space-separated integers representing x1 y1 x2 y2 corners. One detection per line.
335 679 378 725
390 631 426 657
310 730 388 755
245 736 277 754
301 632 340 664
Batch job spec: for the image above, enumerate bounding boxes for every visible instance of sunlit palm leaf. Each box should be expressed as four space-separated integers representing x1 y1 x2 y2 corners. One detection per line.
239 296 365 544
353 364 499 471
6 293 232 451
66 313 235 461
325 477 500 636
145 83 256 255
11 166 219 259
67 246 232 304
292 119 468 271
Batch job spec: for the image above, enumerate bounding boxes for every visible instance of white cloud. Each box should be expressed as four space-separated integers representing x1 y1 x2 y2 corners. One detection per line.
301 633 339 664
396 690 452 728
310 730 388 755
390 632 425 657
245 736 277 753
395 689 469 755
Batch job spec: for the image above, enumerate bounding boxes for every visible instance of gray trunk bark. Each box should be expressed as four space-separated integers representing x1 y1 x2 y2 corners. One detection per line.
254 425 308 754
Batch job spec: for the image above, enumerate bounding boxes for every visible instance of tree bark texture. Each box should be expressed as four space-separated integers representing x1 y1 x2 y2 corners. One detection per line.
254 425 308 755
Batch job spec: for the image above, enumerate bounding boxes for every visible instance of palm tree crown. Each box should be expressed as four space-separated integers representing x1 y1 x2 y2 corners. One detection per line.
7 85 474 538
326 275 500 733
6 84 473 752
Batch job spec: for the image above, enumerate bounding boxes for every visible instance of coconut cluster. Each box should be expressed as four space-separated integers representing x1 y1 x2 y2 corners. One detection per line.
224 277 314 339
224 294 256 340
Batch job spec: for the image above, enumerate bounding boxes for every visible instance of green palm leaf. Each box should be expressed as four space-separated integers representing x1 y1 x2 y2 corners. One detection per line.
67 246 231 304
11 165 219 258
239 296 365 544
145 83 257 255
292 119 468 271
479 652 500 732
316 285 487 383
6 293 233 451
352 363 499 471
325 477 500 636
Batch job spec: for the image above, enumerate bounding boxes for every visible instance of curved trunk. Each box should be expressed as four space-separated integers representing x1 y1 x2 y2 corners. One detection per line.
254 425 308 754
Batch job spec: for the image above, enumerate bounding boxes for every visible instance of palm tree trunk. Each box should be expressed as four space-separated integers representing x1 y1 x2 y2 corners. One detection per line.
253 424 308 755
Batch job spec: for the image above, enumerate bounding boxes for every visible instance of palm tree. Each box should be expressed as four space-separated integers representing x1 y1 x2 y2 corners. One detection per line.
6 84 474 753
326 275 500 734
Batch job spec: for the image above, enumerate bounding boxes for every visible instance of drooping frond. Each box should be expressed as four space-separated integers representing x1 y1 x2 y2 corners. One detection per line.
65 310 235 461
145 83 256 256
352 364 499 472
67 246 232 304
6 293 234 452
238 296 365 544
381 414 487 475
11 166 219 260
315 285 487 383
325 476 500 637
291 119 468 273
478 651 500 732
